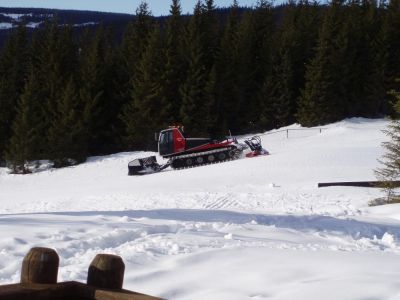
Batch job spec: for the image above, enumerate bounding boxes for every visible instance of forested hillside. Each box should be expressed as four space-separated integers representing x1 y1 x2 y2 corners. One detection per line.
0 0 399 173
0 7 134 48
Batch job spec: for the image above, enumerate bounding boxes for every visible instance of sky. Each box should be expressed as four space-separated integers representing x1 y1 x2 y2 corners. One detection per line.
0 0 259 16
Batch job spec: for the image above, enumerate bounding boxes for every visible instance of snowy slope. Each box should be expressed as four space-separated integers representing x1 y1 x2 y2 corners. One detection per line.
1 118 400 299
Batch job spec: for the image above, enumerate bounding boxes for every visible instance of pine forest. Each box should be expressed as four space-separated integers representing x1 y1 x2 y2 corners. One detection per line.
1 0 400 173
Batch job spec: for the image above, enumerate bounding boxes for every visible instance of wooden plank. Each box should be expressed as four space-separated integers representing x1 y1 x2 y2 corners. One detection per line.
93 288 164 300
318 181 400 188
0 282 81 300
0 282 163 300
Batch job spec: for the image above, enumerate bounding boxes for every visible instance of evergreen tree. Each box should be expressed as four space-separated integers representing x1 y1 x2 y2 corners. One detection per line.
258 74 276 129
340 0 375 117
232 10 258 133
30 21 79 160
179 2 210 136
47 78 87 168
214 0 241 135
121 25 164 149
236 0 275 132
120 1 156 149
160 0 185 124
79 25 120 155
265 0 319 128
270 49 294 128
375 85 400 202
360 0 388 117
203 65 219 135
385 0 400 100
201 0 219 72
0 26 29 161
120 1 154 91
5 73 43 174
297 0 347 126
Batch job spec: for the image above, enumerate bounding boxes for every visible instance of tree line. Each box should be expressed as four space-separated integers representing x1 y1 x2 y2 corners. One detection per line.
0 0 399 173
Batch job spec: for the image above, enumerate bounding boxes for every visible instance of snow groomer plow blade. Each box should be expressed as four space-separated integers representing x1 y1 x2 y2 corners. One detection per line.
128 156 169 176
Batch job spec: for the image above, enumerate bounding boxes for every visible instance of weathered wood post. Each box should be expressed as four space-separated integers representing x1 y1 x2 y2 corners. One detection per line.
20 247 59 284
87 254 125 290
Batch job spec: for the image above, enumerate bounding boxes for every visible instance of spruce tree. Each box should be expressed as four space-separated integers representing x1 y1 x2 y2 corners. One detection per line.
264 0 319 129
121 25 164 150
30 21 79 160
0 26 29 161
270 49 294 128
79 25 120 155
160 0 185 124
375 86 400 202
180 0 220 129
236 0 275 132
340 0 378 117
5 73 43 174
214 0 241 135
258 74 276 130
47 78 87 168
385 0 400 101
179 2 210 136
120 1 156 149
360 0 387 117
201 0 219 72
121 1 154 88
293 0 320 94
297 0 347 126
233 10 258 133
203 65 219 136
260 2 296 129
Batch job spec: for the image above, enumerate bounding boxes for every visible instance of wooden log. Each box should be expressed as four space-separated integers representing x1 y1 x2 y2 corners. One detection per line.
318 181 400 188
0 281 163 300
0 282 81 300
92 288 164 300
87 254 125 290
20 247 59 284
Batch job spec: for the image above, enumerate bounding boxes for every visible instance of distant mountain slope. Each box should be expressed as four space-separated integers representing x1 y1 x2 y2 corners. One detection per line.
0 6 254 47
0 7 134 26
0 7 135 46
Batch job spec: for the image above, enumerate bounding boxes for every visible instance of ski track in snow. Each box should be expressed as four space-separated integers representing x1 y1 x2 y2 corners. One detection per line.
1 118 400 299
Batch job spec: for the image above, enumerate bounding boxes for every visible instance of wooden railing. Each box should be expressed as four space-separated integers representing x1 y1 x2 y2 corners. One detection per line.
0 247 162 300
318 180 400 188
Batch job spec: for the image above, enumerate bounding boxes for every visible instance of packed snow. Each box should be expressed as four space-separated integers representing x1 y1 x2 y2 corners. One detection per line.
1 118 400 299
25 22 42 28
73 22 99 27
0 13 32 21
0 21 41 30
0 23 12 30
0 13 94 30
0 13 35 29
